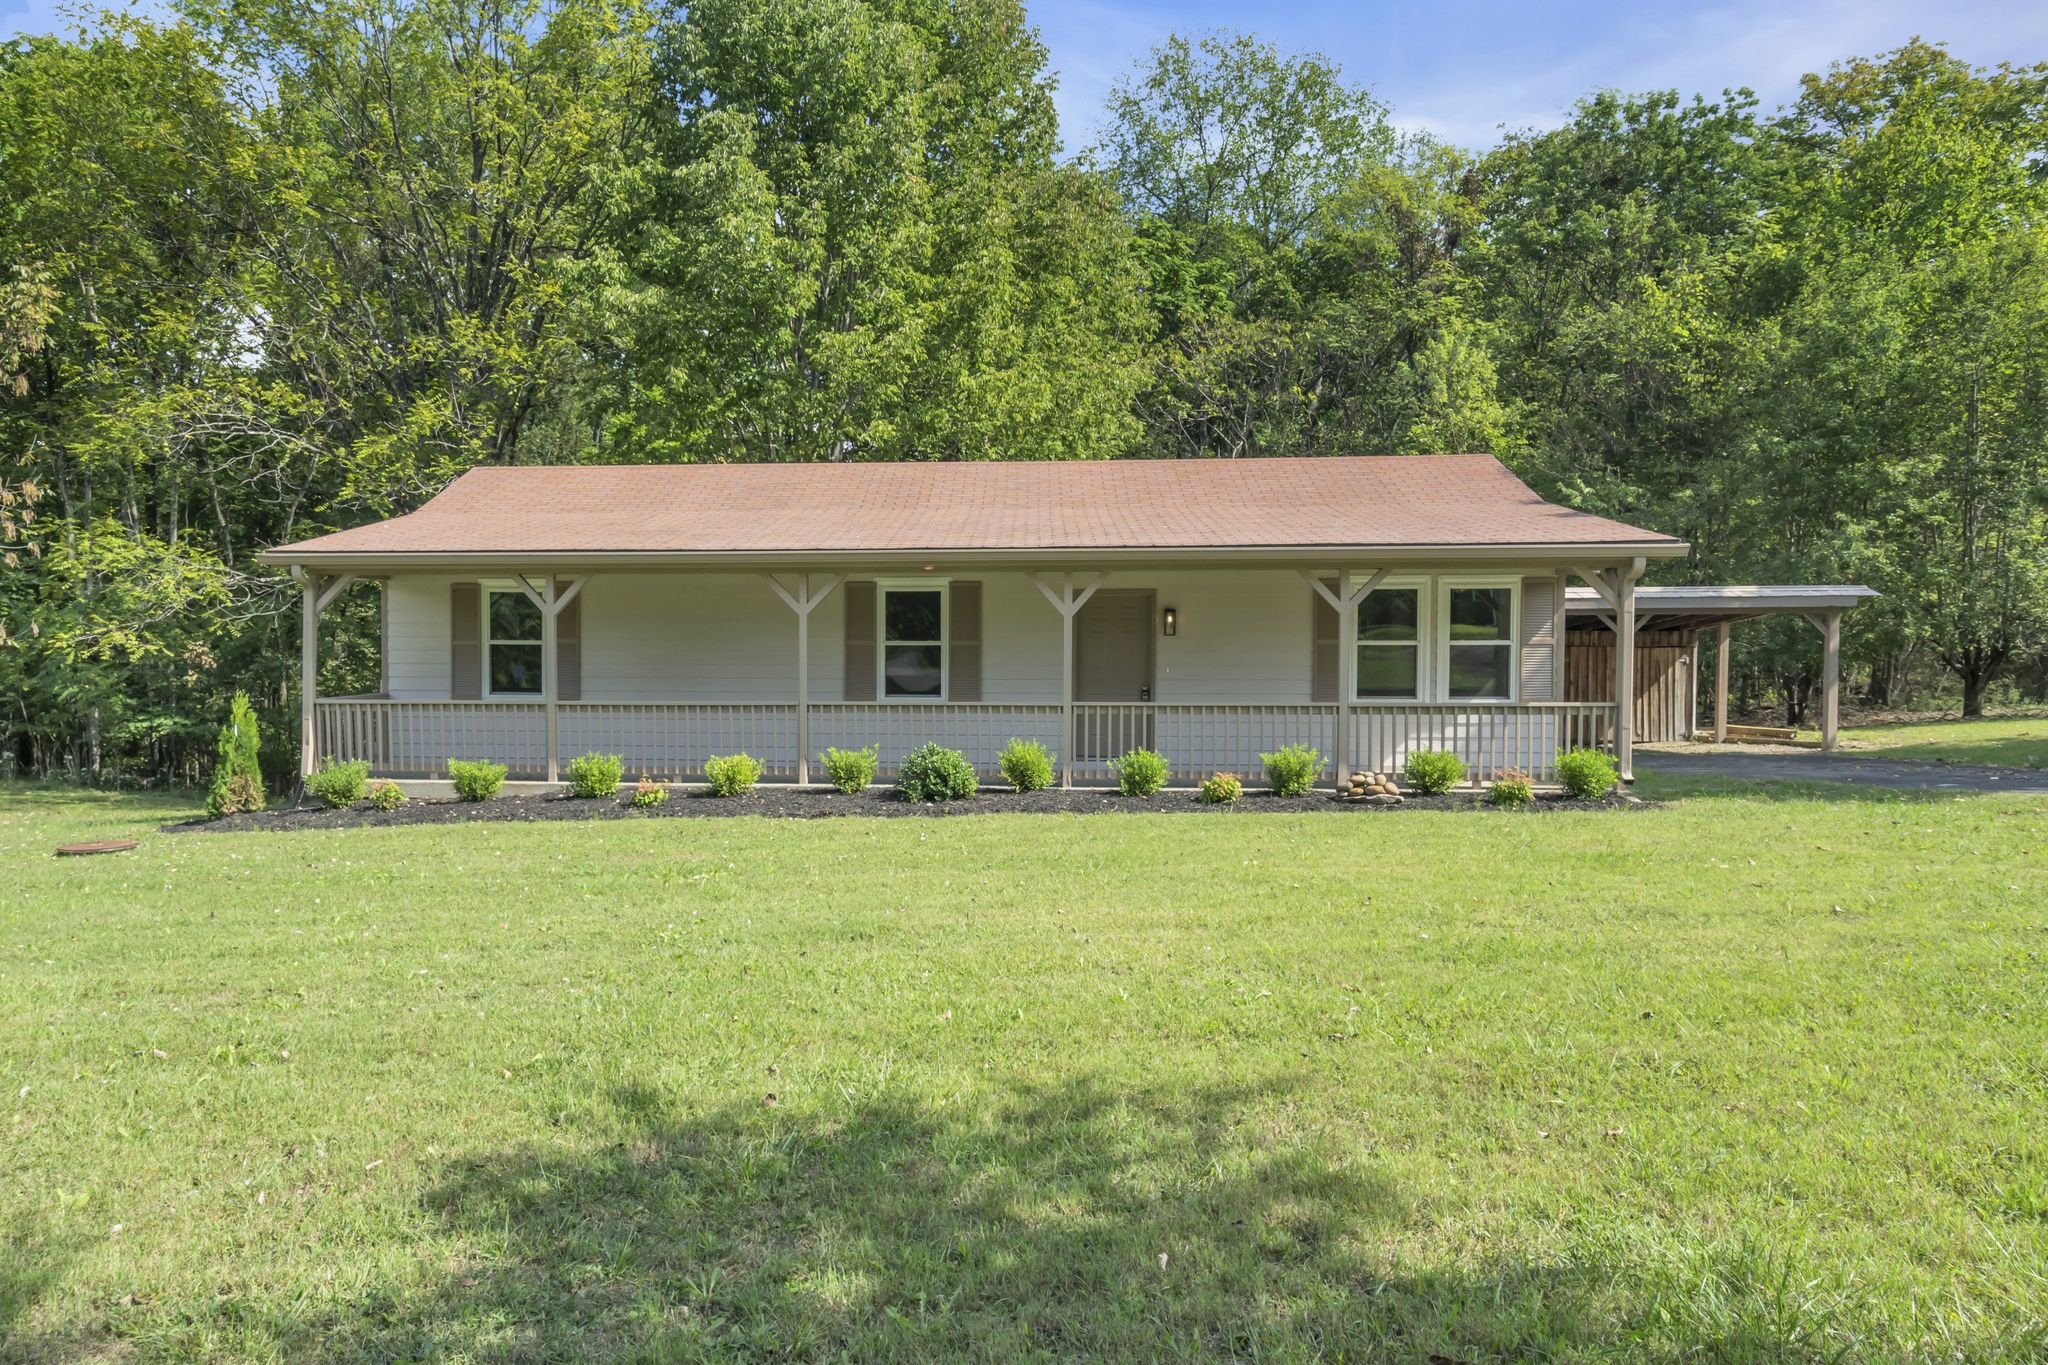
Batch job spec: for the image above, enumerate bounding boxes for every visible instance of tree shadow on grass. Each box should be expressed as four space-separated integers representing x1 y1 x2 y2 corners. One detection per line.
252 1073 2034 1364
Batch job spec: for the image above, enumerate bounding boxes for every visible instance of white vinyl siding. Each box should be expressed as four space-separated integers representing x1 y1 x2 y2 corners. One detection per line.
381 568 1556 706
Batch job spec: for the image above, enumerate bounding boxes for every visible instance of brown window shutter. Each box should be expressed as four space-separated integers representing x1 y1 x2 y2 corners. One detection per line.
843 580 876 701
949 581 982 702
1310 578 1339 704
555 579 582 702
1518 576 1556 701
451 582 482 700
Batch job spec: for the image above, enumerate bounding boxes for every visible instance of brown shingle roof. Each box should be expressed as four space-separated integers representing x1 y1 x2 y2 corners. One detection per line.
263 456 1685 560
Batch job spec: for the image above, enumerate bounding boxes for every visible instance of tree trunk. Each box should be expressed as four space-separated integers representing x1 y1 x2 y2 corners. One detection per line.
1961 668 1986 718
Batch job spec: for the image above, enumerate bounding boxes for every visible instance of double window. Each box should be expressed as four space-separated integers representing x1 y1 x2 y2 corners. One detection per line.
1349 579 1518 702
881 583 946 699
485 587 544 696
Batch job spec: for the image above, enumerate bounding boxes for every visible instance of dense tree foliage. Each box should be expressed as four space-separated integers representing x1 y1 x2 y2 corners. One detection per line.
2 4 2045 780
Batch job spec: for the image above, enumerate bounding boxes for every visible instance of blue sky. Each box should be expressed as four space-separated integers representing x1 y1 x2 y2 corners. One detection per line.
7 0 2047 151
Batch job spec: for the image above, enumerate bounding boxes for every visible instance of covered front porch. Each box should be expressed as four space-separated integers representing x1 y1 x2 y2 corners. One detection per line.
290 561 1642 792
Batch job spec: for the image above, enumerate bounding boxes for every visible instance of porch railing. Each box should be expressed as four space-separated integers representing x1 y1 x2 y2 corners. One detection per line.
808 704 1063 779
315 698 1618 787
1069 704 1340 785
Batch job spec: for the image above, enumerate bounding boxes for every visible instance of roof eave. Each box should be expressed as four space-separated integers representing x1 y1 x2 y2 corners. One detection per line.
257 539 1690 571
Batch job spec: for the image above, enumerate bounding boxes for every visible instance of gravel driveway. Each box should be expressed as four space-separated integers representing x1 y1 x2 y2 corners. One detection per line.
1635 748 2048 792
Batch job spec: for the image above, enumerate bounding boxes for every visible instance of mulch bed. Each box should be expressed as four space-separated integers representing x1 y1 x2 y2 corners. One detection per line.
171 785 1645 832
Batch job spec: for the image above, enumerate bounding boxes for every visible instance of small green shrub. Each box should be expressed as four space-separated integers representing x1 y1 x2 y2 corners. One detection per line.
704 753 763 797
368 781 406 812
1403 749 1466 795
449 759 506 802
998 738 1055 792
565 751 624 798
1556 746 1620 800
821 745 879 794
1111 747 1169 798
630 778 669 808
1488 767 1535 808
1199 772 1242 804
897 742 978 802
1260 743 1324 797
206 691 265 818
305 758 369 810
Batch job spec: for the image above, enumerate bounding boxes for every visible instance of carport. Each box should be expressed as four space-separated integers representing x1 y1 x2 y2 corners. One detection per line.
1563 585 1879 755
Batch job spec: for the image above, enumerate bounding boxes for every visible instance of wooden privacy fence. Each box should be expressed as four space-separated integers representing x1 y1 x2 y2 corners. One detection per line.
315 698 1621 787
1565 628 1695 744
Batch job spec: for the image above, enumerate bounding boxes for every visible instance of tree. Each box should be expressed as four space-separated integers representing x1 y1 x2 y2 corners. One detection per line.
599 0 1147 462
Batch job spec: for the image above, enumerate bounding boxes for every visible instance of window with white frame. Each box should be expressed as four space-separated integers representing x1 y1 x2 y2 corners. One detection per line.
880 583 946 699
1356 587 1421 699
1444 583 1516 700
485 587 544 696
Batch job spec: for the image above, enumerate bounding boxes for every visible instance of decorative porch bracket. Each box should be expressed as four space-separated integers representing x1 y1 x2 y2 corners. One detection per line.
763 573 845 785
514 573 590 784
1299 569 1388 791
1032 573 1104 788
1571 559 1646 781
289 567 358 781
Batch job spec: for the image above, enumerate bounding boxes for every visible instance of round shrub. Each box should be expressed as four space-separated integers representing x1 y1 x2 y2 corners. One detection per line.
565 751 624 798
1111 747 1169 798
1488 767 1535 808
1402 749 1466 795
1199 772 1242 804
998 738 1055 792
821 745 879 794
630 778 669 808
1260 743 1324 797
368 780 407 812
704 753 763 797
897 743 978 802
448 759 507 802
305 757 369 810
1555 747 1620 800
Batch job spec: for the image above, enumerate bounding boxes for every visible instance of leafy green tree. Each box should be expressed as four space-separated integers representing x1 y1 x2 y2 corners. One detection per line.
601 0 1146 462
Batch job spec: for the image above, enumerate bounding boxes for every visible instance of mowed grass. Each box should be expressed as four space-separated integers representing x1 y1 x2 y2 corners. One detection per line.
4 783 2046 1363
1841 713 2048 769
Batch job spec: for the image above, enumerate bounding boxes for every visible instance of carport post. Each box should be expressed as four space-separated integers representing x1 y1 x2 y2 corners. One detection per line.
1821 607 1841 752
1713 622 1730 744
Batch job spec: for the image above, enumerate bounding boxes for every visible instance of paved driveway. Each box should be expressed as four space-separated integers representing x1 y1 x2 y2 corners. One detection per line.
1635 748 2048 793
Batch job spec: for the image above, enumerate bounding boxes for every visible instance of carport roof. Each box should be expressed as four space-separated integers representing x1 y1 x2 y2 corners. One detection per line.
1565 584 1879 631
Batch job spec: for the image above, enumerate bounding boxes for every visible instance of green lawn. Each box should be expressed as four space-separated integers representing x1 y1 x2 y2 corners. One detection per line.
1840 712 2048 768
5 783 2046 1362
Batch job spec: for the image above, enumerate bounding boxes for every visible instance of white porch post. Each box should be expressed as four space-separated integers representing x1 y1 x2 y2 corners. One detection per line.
299 572 318 780
1615 569 1637 782
516 573 588 785
1714 621 1731 744
292 568 357 781
1301 569 1388 791
1573 559 1643 781
541 576 559 783
765 573 844 785
1033 573 1102 788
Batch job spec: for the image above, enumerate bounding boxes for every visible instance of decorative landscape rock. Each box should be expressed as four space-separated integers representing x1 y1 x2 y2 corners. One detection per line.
1340 769 1403 803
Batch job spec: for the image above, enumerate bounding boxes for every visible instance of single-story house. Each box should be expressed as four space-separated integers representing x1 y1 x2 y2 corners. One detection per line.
257 456 1870 791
